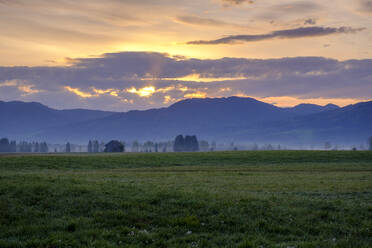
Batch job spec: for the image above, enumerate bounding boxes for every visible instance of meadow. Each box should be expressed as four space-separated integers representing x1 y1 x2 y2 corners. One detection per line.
0 151 371 247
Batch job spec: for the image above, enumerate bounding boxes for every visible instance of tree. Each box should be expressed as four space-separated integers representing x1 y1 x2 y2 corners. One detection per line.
174 135 199 152
252 143 259 151
230 142 235 151
34 142 40 153
132 141 139 153
121 141 126 152
173 135 185 152
0 138 10 153
199 140 210 152
93 140 99 153
190 136 199 152
160 142 168 152
368 136 372 151
19 141 32 153
167 141 173 152
27 142 32 152
324 141 332 150
184 136 193 151
211 141 217 152
88 140 93 153
19 141 26 153
266 144 274 150
10 141 16 152
143 141 151 152
40 142 48 153
66 142 71 153
99 142 105 152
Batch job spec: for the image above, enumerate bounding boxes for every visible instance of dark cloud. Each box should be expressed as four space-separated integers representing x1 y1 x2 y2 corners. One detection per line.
304 18 316 25
187 26 365 45
0 52 371 111
359 0 372 14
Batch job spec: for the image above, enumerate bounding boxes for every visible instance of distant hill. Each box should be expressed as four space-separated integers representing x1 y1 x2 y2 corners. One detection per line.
0 101 115 140
0 97 371 145
286 103 339 116
275 101 372 144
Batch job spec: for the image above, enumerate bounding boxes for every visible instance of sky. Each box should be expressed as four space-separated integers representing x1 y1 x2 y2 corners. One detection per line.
0 0 371 111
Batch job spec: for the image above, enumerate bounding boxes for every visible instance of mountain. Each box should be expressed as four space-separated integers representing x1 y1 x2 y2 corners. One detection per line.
0 101 115 140
275 101 372 144
287 103 339 116
0 97 371 145
38 97 293 142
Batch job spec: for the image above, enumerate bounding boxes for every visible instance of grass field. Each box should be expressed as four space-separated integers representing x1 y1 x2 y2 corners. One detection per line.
0 151 371 247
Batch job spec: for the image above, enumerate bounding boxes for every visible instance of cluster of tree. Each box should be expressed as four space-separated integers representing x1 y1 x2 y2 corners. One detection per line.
0 138 48 153
0 138 16 153
252 144 283 151
132 141 173 153
369 136 372 151
19 141 49 153
130 138 216 153
173 135 199 152
87 140 105 153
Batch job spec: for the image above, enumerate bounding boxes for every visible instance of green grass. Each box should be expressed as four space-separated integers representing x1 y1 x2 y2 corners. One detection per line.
0 151 371 247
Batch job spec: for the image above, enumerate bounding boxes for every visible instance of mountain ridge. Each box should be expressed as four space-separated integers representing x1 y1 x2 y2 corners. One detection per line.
0 97 371 145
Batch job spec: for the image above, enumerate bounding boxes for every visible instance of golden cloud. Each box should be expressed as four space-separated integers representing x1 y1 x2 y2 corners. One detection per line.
64 86 95 98
184 91 207 98
126 86 156 97
65 86 121 98
144 74 248 83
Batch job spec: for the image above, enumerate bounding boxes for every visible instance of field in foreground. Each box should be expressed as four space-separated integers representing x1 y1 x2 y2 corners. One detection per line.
0 151 371 248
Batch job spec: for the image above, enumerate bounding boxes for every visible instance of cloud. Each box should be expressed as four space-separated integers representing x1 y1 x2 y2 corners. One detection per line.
274 2 321 13
127 86 156 97
0 0 22 5
17 85 42 95
221 0 254 6
304 18 316 25
187 26 365 45
0 16 114 44
255 2 323 22
175 16 245 28
0 79 42 96
0 52 371 111
0 80 17 87
184 91 207 99
359 0 372 14
65 86 97 98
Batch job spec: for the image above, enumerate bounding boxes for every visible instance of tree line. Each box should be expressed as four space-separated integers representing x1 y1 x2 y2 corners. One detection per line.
87 140 106 153
0 138 48 153
2 136 371 153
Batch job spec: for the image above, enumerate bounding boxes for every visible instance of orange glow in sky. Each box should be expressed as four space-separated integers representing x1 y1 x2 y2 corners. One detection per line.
0 0 371 111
